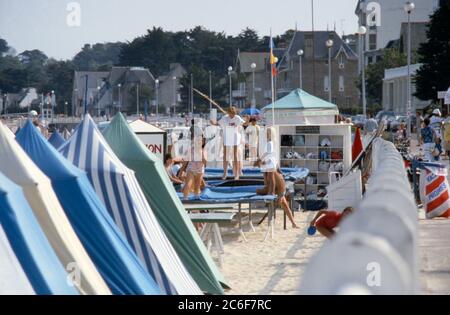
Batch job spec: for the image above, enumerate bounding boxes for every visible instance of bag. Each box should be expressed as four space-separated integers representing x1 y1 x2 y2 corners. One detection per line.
319 161 330 172
319 150 329 160
294 135 305 146
331 151 343 160
281 135 293 146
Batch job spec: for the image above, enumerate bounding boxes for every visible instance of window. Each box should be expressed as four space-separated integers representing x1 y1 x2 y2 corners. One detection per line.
339 54 345 69
332 97 338 105
368 56 373 64
339 75 345 92
369 33 377 50
324 75 329 92
346 97 352 107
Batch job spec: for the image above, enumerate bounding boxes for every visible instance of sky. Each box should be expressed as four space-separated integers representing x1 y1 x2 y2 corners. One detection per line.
0 0 359 60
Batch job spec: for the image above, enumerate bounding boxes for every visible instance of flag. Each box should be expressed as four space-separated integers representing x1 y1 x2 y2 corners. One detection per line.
269 37 278 77
352 127 363 162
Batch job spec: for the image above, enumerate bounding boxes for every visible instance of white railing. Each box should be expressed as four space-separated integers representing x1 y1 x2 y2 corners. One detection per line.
300 138 419 295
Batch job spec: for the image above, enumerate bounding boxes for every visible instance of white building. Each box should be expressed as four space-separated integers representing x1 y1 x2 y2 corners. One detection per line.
382 64 429 114
355 0 439 64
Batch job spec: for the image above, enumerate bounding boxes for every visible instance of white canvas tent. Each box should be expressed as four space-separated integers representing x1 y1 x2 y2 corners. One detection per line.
0 223 35 294
0 122 111 295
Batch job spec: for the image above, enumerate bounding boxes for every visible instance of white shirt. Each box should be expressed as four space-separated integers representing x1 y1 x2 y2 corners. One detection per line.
219 115 244 146
430 116 443 138
245 125 260 148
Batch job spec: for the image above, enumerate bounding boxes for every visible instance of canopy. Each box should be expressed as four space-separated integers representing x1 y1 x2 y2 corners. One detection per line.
59 115 201 295
240 108 261 116
129 119 165 133
16 120 160 295
263 89 338 111
48 131 66 149
0 171 78 295
0 122 110 295
102 113 227 295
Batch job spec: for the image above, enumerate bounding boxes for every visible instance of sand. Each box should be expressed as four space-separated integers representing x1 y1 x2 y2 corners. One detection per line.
207 208 326 295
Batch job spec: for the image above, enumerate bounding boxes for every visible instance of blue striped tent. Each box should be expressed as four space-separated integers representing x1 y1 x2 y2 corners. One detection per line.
0 171 78 295
16 120 161 295
59 115 201 295
48 131 66 149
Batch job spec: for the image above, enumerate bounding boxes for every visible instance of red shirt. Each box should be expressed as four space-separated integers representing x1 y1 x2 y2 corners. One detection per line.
315 211 343 229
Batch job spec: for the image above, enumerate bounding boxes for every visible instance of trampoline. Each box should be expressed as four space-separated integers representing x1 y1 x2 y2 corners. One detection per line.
180 186 278 241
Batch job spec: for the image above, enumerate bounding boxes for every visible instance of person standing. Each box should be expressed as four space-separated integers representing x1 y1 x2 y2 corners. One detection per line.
420 117 437 162
245 117 260 162
211 106 245 180
256 127 278 195
443 112 450 159
430 109 443 139
416 111 424 142
182 125 206 199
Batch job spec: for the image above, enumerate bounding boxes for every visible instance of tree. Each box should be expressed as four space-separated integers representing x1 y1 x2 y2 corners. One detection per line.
415 0 450 101
0 38 9 56
73 42 124 70
364 48 407 105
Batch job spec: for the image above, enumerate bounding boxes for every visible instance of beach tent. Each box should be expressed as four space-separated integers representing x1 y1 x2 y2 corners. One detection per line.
48 130 66 149
0 122 110 295
103 113 227 295
0 171 78 295
263 88 339 125
59 115 201 295
16 120 161 295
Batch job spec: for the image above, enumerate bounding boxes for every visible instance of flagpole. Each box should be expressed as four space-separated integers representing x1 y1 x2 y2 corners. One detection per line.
270 29 275 127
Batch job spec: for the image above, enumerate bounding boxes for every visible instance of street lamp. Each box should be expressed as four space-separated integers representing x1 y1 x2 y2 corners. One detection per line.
228 66 233 106
96 86 101 117
117 84 122 112
250 62 256 108
326 39 334 103
358 25 367 117
404 1 415 139
64 101 68 116
172 76 177 116
209 71 212 111
297 49 304 90
155 79 159 118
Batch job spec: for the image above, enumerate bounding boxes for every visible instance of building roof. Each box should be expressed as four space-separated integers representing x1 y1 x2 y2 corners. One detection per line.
108 67 155 86
284 31 358 62
384 63 423 80
237 52 270 73
263 88 338 111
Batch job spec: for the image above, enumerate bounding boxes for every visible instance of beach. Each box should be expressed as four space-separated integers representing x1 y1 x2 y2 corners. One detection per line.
214 209 325 295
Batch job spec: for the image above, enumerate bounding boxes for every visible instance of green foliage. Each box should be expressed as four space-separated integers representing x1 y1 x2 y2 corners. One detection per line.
73 42 124 71
363 48 407 105
415 0 450 101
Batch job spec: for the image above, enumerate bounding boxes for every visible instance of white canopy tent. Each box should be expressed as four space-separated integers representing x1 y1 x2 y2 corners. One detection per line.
0 122 111 295
0 224 35 294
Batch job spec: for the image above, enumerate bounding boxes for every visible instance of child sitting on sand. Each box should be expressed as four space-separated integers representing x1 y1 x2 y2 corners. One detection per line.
309 207 354 238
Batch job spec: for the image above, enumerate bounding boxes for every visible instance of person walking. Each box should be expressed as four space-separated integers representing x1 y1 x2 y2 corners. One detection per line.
420 117 437 162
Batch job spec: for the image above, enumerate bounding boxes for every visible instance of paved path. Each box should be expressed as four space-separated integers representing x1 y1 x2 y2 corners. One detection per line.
411 135 450 294
419 217 450 294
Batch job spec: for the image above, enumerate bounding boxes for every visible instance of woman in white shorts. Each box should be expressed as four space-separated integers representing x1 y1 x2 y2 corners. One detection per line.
257 127 277 195
211 106 245 180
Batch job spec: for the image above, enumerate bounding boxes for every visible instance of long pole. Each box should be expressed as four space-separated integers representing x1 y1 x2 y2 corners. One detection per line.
299 54 303 89
229 72 232 106
155 81 159 118
362 34 367 117
406 12 412 139
118 86 121 112
270 30 275 126
190 73 194 117
311 0 316 95
252 69 256 108
136 83 140 116
84 74 88 115
173 78 176 116
209 71 212 111
328 46 332 102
